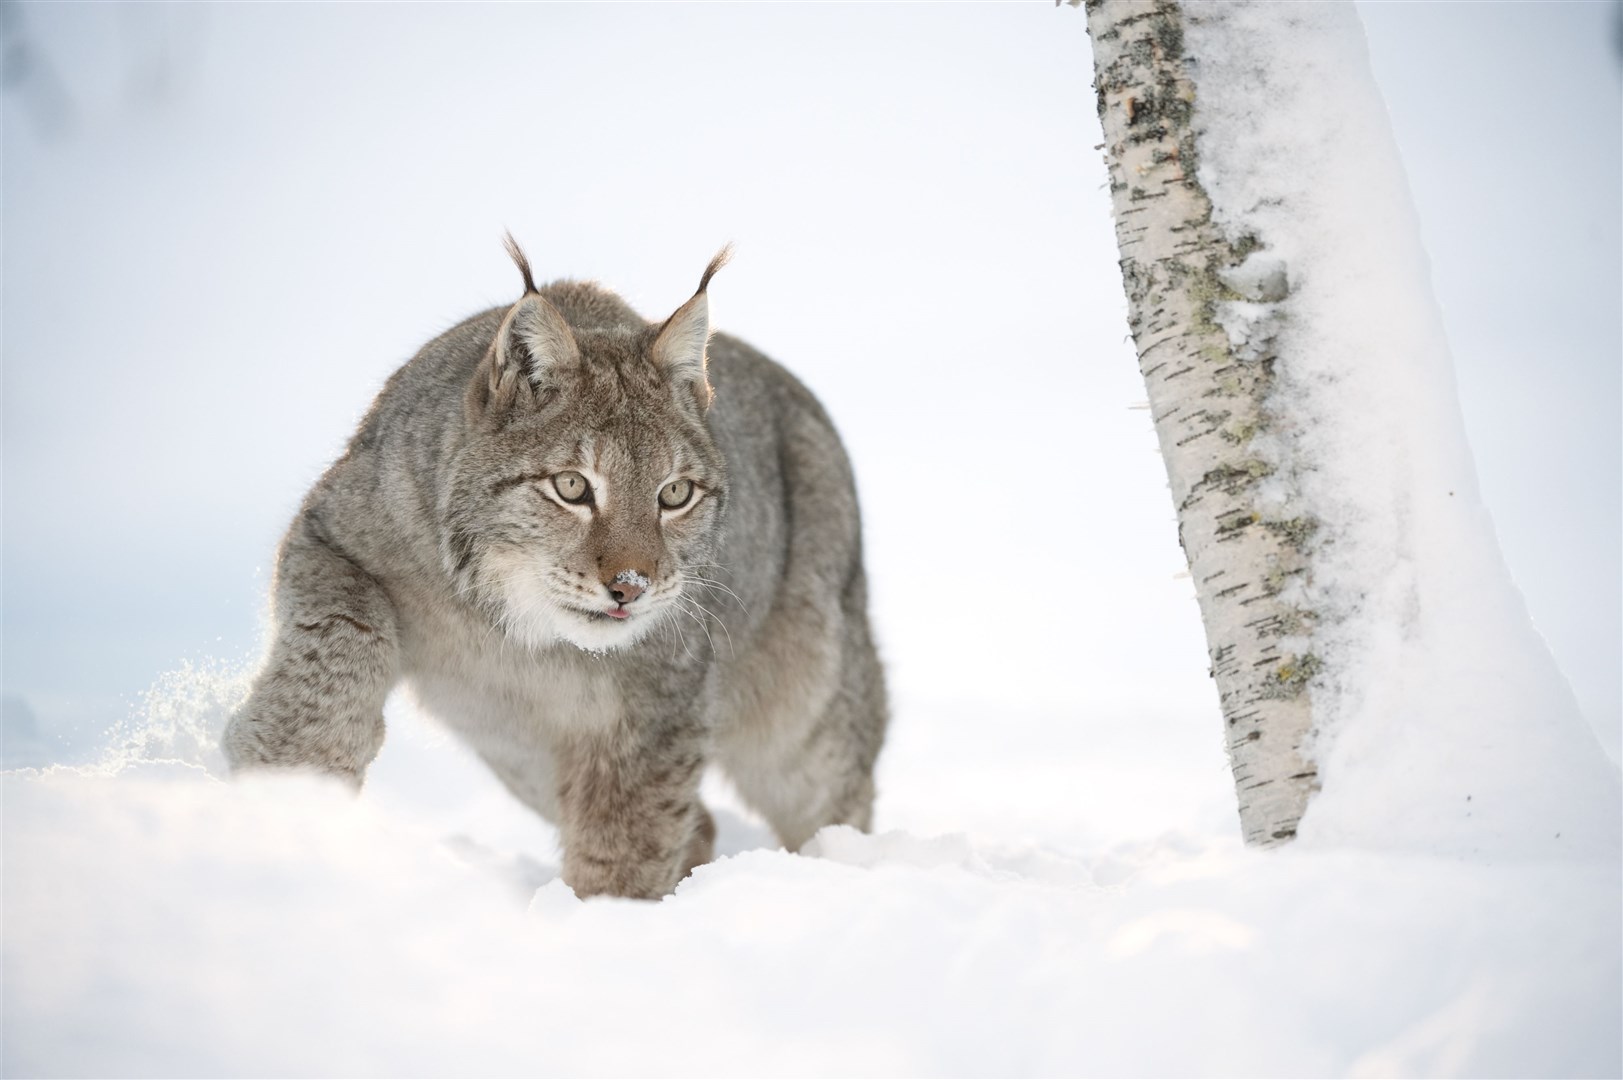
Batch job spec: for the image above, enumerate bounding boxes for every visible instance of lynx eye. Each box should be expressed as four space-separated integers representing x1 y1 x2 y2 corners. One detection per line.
659 479 694 510
552 470 591 505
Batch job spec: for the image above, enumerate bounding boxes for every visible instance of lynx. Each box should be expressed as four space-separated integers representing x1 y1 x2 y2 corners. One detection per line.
223 239 887 898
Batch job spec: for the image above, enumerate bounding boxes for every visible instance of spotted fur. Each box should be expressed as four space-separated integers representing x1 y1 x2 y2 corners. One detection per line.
223 241 888 898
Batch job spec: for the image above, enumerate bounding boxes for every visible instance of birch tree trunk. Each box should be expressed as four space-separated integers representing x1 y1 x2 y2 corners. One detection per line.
1080 0 1317 845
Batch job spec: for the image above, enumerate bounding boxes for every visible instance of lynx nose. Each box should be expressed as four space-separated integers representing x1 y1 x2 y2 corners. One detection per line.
608 569 650 606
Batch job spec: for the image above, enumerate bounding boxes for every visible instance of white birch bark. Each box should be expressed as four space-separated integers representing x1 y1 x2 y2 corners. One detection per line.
1079 0 1316 845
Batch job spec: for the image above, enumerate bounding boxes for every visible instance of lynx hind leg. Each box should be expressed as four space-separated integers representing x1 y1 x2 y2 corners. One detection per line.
781 585 887 850
715 403 889 851
719 576 888 853
223 514 399 785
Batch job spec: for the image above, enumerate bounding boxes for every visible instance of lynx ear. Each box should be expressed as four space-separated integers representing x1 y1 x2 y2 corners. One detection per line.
497 293 580 385
471 236 583 423
493 232 578 385
651 245 731 408
470 293 580 424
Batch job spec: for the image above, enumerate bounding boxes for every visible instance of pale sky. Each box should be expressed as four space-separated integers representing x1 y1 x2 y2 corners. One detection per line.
3 1 1617 760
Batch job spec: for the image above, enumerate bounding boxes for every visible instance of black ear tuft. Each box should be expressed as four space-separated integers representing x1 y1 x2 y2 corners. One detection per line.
503 231 540 295
696 243 733 295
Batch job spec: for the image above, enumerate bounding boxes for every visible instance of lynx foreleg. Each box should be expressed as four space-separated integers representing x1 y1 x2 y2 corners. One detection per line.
223 514 399 785
556 714 712 900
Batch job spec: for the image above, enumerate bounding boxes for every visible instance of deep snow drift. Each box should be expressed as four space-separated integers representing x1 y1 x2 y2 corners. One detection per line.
4 3 1619 1077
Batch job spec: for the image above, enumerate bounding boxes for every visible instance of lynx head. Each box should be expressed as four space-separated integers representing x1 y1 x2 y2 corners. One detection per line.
442 237 731 653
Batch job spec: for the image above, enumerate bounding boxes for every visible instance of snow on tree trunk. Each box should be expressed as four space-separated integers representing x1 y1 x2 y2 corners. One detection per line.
1078 0 1621 857
1083 0 1315 846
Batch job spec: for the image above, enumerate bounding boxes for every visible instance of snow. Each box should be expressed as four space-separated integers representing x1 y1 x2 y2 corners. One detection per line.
1216 252 1290 304
4 3 1620 1077
1181 2 1621 859
1211 298 1282 363
7 689 1620 1078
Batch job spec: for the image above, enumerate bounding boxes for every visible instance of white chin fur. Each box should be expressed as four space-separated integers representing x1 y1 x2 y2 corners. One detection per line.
482 549 657 654
555 609 660 653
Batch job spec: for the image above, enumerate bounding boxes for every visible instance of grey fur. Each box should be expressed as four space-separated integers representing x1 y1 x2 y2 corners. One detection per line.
223 245 888 899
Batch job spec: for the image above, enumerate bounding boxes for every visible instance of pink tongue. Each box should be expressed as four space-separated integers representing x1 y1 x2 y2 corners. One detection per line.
606 607 630 620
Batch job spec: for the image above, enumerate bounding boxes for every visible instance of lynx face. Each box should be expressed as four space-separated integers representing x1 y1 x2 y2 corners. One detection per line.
442 259 729 654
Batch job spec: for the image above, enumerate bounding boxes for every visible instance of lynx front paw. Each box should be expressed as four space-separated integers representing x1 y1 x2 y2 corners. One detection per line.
222 688 384 787
561 852 681 901
562 806 715 900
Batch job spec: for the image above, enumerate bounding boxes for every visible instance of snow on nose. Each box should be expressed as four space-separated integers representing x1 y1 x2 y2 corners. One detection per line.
609 569 650 606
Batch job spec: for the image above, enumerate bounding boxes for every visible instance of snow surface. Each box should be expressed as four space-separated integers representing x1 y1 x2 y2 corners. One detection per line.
4 4 1620 1077
6 684 1620 1078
